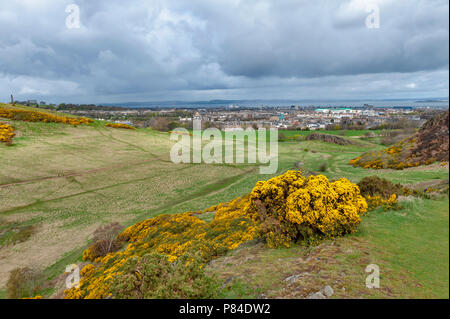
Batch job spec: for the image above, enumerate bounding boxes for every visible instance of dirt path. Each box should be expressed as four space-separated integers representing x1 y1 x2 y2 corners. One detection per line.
0 158 161 189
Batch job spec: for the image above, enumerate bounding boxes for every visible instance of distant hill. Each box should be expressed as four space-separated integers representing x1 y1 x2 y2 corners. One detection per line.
409 111 449 162
350 111 449 170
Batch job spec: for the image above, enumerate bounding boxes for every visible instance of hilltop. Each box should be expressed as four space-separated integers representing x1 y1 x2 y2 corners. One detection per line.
350 111 449 170
409 111 449 163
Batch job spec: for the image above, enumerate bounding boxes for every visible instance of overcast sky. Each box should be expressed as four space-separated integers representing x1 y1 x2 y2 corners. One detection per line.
0 0 448 104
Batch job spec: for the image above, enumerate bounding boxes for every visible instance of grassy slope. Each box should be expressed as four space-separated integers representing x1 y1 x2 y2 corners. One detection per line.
360 197 449 298
210 197 449 299
1 105 448 298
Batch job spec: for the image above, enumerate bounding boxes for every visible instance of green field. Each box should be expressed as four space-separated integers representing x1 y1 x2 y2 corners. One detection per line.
0 106 448 298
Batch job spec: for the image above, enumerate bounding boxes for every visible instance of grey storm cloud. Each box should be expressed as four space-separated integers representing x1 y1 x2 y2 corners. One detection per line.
0 0 448 103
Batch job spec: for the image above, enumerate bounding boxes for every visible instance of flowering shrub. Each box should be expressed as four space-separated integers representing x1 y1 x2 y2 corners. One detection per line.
105 123 136 130
366 194 400 211
65 171 367 298
66 202 258 299
358 176 406 199
0 122 15 145
356 176 421 211
245 171 367 247
0 107 93 126
349 136 437 170
110 253 220 299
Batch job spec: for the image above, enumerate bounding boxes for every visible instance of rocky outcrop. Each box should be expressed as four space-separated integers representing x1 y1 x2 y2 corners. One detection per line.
409 111 449 162
350 111 449 170
306 133 355 145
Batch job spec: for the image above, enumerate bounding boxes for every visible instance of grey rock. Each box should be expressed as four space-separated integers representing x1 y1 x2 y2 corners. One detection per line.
307 292 326 299
294 161 304 168
321 285 334 297
284 274 301 285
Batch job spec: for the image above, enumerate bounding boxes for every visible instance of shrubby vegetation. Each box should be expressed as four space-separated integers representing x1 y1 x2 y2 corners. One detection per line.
66 199 257 298
349 136 425 170
349 135 439 170
82 222 125 261
110 252 220 299
370 118 421 130
105 123 136 130
0 221 36 247
0 122 15 145
365 194 400 211
0 106 93 126
6 267 42 299
357 176 407 199
350 112 448 170
379 128 416 146
246 171 367 247
356 176 422 211
65 171 367 298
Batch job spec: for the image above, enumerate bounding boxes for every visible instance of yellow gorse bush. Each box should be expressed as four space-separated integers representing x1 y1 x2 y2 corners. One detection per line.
366 194 399 211
0 122 15 144
65 170 366 298
0 107 93 126
105 123 136 130
245 171 367 247
66 198 258 299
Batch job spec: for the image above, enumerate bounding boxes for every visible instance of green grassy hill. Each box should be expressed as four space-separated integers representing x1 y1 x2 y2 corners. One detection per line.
0 105 448 298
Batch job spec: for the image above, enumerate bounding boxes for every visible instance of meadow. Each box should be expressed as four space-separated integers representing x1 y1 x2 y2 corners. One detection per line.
0 105 448 298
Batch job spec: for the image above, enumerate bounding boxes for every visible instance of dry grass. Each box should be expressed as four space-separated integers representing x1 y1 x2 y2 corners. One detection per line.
0 120 257 288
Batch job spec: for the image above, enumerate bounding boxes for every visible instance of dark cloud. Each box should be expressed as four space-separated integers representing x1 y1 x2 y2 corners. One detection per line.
0 0 448 103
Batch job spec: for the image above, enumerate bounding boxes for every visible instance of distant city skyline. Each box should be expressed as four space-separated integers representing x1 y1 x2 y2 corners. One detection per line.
13 97 448 110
